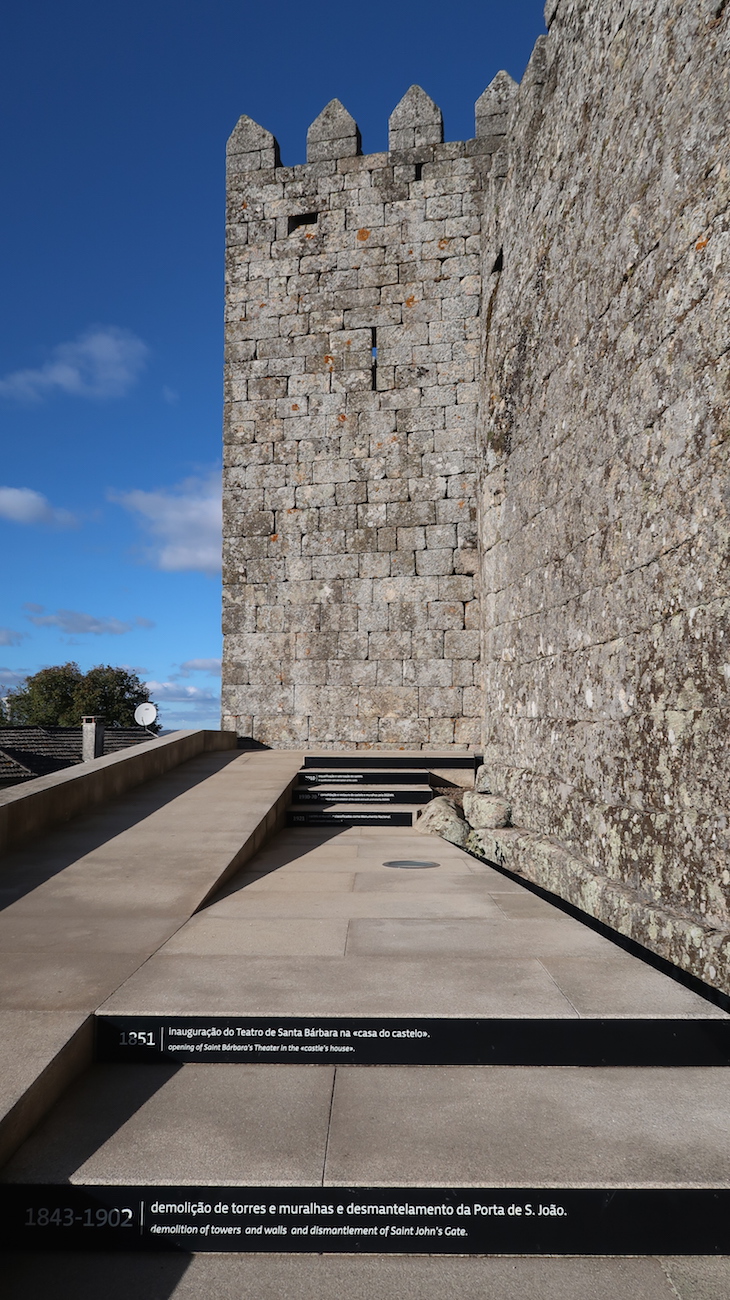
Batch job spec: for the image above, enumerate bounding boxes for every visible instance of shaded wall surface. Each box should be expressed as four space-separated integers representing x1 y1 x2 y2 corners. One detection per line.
479 0 730 988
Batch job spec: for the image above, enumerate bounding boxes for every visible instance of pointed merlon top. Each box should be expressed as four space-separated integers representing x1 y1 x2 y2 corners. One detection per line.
388 86 443 152
227 115 280 172
475 71 517 142
307 99 362 163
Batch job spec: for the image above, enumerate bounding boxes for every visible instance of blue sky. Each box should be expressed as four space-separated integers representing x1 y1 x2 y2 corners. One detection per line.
0 0 545 731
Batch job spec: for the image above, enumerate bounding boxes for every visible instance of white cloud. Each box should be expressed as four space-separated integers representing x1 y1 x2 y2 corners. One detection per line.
0 667 27 689
0 627 26 646
0 326 148 402
24 606 155 636
145 680 218 703
176 657 222 678
0 487 77 528
111 470 221 575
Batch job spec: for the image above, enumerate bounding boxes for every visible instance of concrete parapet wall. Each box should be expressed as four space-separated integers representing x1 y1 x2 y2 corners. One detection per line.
0 729 237 854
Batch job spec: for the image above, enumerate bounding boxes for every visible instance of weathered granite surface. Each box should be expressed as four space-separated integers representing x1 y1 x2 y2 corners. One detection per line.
220 83 518 748
478 0 730 989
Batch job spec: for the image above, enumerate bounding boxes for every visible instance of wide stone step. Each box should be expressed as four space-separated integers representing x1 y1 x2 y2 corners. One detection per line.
2 1062 729 1254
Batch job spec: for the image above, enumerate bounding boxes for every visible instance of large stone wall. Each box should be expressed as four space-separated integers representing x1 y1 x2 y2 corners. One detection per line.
221 82 514 748
478 0 730 989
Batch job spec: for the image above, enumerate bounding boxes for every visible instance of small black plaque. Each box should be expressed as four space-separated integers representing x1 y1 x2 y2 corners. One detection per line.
1 1185 728 1254
95 1016 730 1067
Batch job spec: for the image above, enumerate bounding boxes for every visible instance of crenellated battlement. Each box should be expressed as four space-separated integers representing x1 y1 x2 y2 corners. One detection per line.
226 75 517 180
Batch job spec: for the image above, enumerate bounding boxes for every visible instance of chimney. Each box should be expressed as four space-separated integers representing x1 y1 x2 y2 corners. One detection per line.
82 716 105 762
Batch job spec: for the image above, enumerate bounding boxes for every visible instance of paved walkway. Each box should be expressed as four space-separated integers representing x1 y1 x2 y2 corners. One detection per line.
1 753 729 1295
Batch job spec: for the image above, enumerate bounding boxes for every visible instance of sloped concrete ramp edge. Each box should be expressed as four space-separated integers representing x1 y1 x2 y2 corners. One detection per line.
0 747 302 1167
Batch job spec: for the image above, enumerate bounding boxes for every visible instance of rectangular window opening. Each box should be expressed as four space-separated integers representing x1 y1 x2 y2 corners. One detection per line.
288 212 318 235
371 327 378 390
414 163 423 181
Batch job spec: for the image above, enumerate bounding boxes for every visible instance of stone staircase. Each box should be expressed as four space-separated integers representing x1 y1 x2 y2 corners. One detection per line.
1 750 729 1294
286 752 476 828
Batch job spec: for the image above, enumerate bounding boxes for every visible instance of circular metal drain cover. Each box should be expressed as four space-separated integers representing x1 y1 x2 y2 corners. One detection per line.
383 859 440 869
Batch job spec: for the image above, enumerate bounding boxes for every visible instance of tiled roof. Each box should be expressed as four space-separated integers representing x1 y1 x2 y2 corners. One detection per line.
0 726 149 787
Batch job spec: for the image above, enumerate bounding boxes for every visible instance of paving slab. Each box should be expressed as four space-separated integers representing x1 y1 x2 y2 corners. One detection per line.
4 1059 729 1191
323 1065 730 1187
538 956 725 1018
161 916 349 958
205 889 505 920
344 917 633 960
0 1252 691 1299
1 1064 334 1185
99 954 579 1018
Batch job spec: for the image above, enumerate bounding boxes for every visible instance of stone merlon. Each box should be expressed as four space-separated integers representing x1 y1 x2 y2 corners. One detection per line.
307 99 362 163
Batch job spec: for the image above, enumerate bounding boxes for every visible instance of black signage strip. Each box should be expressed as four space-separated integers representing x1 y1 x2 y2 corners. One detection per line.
1 1185 728 1254
95 1016 730 1067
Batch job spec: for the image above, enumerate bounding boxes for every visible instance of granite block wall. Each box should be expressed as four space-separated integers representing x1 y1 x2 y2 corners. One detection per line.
479 0 730 989
221 82 513 748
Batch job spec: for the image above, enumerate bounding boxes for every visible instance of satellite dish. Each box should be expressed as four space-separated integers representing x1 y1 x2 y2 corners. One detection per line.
134 702 158 728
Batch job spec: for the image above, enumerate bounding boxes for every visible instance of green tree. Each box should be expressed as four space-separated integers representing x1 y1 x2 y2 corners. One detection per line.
74 665 159 729
1 663 159 730
1 662 83 726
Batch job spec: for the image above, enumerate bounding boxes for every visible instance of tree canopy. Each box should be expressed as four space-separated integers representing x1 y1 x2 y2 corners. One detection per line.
0 663 159 729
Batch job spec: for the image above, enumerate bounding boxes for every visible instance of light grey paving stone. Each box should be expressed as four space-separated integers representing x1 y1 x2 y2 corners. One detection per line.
0 910 183 954
1 1064 334 1185
660 1256 730 1299
492 893 575 920
203 891 506 920
0 952 148 1012
344 918 633 960
219 871 356 894
539 957 727 1019
161 916 349 957
353 873 505 893
325 1066 730 1187
98 955 578 1017
0 1252 683 1299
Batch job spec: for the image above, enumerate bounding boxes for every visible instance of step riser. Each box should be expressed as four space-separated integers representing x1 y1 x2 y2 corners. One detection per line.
287 811 415 826
302 755 477 770
95 1016 730 1067
301 771 431 785
292 791 432 805
4 1185 729 1255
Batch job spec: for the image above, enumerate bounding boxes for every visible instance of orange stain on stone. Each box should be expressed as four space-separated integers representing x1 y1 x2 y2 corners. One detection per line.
357 229 371 241
338 413 347 422
696 237 709 250
270 534 279 542
291 404 299 411
438 237 450 249
405 295 416 308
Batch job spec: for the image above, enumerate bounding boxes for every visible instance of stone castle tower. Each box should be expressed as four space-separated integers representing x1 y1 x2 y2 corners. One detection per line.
221 75 517 750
